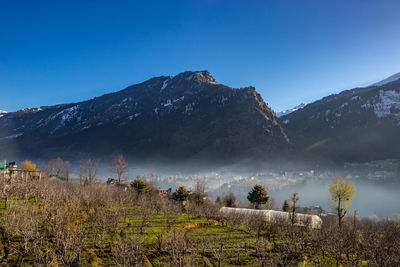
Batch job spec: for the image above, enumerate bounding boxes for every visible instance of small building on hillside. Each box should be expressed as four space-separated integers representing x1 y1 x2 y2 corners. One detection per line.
106 178 128 189
106 178 118 185
297 205 325 215
1 161 42 181
0 161 17 171
159 188 172 199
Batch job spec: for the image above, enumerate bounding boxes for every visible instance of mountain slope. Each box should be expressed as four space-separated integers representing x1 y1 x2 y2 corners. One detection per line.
372 72 400 86
276 103 307 118
0 71 291 164
280 76 400 163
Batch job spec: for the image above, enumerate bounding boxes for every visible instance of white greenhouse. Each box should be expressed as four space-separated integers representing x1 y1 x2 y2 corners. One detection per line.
219 207 322 229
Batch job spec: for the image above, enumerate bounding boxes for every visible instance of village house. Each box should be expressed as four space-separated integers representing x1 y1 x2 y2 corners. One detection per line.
1 161 43 182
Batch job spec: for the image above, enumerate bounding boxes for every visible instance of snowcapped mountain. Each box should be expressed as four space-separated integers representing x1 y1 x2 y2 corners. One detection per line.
4 70 398 165
372 72 400 86
280 74 400 163
276 103 307 118
0 71 290 163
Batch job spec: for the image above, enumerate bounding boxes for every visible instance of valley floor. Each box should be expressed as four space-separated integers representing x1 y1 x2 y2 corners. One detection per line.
0 178 399 266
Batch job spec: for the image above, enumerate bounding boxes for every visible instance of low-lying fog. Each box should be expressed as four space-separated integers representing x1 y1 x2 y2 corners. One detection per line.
23 158 400 220
80 160 400 220
264 179 400 219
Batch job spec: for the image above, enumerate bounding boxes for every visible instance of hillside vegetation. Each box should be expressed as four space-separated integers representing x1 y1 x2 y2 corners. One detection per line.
0 174 399 266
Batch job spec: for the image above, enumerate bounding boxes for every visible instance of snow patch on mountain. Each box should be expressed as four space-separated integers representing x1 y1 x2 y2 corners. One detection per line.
221 95 229 105
277 103 307 117
163 99 172 107
45 105 80 129
3 133 22 139
373 89 400 121
60 106 79 122
185 103 194 113
160 78 169 91
173 96 184 103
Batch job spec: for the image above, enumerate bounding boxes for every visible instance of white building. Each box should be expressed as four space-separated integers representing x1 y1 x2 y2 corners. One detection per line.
220 207 322 229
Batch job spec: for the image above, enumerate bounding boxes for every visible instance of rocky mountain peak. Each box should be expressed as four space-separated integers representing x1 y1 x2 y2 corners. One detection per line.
172 70 218 85
0 71 291 164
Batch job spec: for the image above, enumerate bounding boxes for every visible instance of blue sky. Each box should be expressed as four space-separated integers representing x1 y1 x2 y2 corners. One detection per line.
1 0 400 112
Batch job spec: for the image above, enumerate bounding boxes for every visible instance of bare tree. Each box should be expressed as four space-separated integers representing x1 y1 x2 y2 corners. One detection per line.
1 203 39 265
135 197 154 234
112 233 143 266
222 191 236 207
79 159 98 184
165 228 190 267
162 200 180 232
202 233 226 267
189 178 207 207
42 157 70 180
112 154 127 184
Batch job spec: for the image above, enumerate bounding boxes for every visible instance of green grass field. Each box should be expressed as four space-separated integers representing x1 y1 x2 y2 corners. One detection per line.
0 199 267 266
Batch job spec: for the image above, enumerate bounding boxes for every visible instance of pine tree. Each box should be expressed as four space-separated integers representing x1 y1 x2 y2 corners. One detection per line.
173 186 189 212
173 186 189 203
289 192 299 225
247 184 269 209
282 200 289 212
130 176 150 195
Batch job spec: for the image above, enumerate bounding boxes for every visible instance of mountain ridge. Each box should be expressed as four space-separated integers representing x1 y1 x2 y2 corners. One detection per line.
280 74 400 163
276 103 307 118
2 70 400 166
372 72 400 86
0 70 291 165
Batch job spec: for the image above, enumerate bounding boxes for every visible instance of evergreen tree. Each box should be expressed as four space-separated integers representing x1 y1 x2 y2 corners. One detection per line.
130 176 150 195
173 186 189 203
289 192 299 225
247 184 269 209
282 200 289 212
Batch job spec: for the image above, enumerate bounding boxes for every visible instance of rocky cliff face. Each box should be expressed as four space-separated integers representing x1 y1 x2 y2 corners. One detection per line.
0 71 291 164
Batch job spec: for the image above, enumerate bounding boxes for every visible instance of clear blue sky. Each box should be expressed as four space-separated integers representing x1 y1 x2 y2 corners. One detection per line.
1 0 400 112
